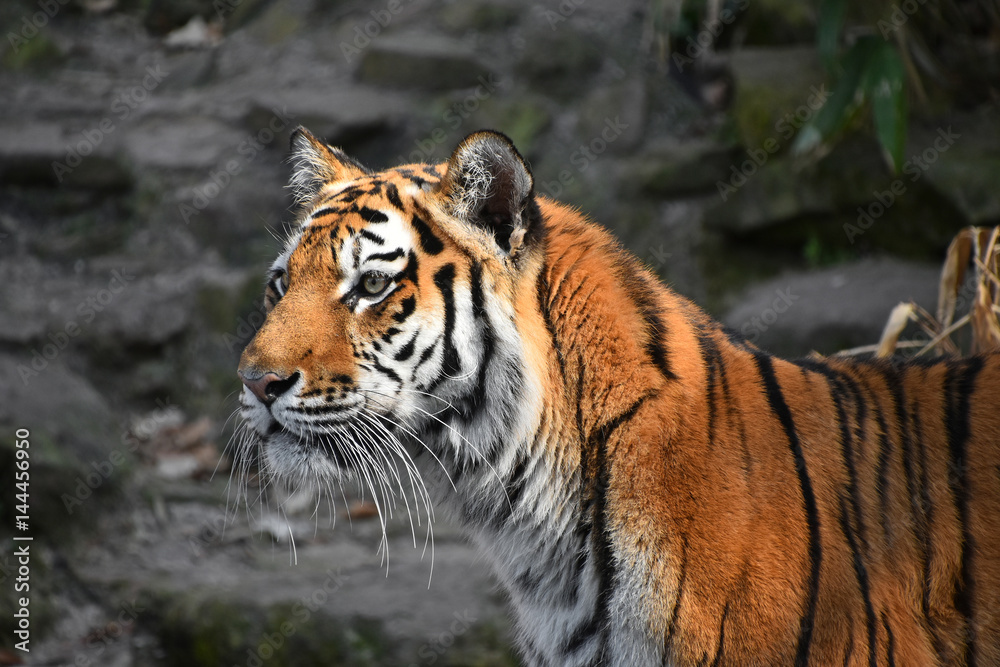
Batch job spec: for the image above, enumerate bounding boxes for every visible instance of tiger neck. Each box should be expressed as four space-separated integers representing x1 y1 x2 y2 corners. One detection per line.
423 201 690 661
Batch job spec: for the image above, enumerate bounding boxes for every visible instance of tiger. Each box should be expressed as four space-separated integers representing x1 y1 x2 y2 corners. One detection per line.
236 126 1000 666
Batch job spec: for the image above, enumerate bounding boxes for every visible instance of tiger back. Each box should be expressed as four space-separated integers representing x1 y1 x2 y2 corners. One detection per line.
237 127 1000 666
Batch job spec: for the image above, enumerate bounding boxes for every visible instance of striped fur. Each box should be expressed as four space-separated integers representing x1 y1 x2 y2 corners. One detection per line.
237 128 1000 666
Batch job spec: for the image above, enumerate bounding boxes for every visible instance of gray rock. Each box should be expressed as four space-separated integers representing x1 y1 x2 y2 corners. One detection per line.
722 257 941 357
628 139 740 197
124 115 244 170
249 85 409 149
356 32 494 91
516 25 603 100
576 77 647 152
727 46 825 150
0 353 117 463
704 138 887 232
0 121 131 190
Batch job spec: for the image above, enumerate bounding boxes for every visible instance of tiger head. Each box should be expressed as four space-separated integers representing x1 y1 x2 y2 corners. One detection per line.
237 127 545 498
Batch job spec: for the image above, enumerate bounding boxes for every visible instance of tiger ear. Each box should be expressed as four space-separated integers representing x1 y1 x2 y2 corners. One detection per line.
439 131 536 255
287 126 370 206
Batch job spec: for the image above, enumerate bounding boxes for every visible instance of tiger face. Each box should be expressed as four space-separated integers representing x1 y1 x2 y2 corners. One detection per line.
237 128 543 494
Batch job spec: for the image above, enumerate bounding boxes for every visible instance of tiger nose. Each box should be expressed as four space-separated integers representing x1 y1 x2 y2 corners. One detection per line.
239 370 299 405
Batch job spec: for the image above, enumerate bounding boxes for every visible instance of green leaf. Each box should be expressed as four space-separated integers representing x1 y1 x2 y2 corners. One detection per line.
862 41 908 172
792 37 876 157
817 0 847 70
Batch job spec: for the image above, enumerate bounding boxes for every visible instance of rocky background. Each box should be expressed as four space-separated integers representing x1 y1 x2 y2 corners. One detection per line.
0 0 997 664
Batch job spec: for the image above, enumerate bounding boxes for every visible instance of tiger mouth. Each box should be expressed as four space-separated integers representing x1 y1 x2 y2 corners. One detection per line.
263 421 359 471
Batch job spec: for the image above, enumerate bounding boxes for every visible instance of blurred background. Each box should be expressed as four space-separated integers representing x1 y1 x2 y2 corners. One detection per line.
0 0 997 664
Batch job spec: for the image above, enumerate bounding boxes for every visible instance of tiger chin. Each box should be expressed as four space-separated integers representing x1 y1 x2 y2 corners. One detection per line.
236 126 1000 666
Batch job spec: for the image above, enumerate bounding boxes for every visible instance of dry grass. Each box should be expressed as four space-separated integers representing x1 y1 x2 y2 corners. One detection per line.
836 226 1000 359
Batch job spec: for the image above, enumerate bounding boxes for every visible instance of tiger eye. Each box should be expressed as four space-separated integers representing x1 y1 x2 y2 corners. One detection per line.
362 273 387 295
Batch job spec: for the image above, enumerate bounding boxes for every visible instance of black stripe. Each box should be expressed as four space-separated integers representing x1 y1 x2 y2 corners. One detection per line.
564 393 654 658
393 295 416 323
411 212 444 255
709 601 730 667
470 261 496 420
631 275 677 381
882 614 896 667
537 272 567 382
798 361 869 552
384 182 404 210
365 248 404 263
310 206 341 220
945 358 985 666
664 537 689 655
839 496 878 667
753 354 821 666
877 364 932 621
357 206 388 223
502 453 531 521
859 365 895 546
336 186 364 202
359 229 384 245
697 330 722 447
909 399 937 641
431 264 460 386
371 357 401 383
414 338 438 373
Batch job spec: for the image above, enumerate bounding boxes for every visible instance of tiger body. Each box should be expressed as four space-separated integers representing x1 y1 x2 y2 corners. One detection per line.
238 128 1000 665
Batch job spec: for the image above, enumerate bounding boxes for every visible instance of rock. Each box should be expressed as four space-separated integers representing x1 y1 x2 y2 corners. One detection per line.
464 95 552 156
727 46 825 150
1 30 65 71
124 115 244 170
576 77 647 152
722 257 941 357
249 86 408 153
926 156 1000 224
143 0 223 35
516 25 603 100
0 121 132 190
439 2 520 34
704 135 970 262
915 112 1000 225
75 484 518 666
356 32 493 91
628 139 740 197
163 15 223 49
0 354 115 447
738 0 816 45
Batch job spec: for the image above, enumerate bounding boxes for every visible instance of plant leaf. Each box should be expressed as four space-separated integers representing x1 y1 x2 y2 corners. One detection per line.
818 0 847 70
862 41 908 172
792 36 875 157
